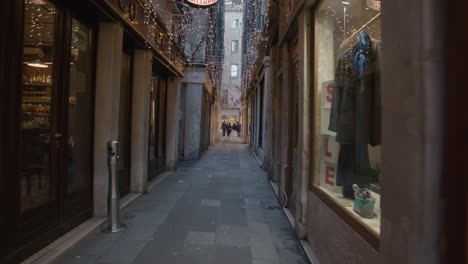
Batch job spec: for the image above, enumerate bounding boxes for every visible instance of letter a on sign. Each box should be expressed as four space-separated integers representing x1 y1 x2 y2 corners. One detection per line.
186 0 218 7
325 166 335 186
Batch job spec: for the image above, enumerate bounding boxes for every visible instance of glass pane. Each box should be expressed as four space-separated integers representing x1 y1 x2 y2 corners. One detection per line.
315 0 382 234
118 51 132 196
157 77 166 168
148 75 158 181
65 19 93 216
20 0 57 213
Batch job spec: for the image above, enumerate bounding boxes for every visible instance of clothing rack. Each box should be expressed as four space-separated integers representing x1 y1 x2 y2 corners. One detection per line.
339 13 381 49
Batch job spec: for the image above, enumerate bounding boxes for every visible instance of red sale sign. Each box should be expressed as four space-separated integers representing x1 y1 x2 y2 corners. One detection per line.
322 135 339 163
319 161 342 193
321 81 334 108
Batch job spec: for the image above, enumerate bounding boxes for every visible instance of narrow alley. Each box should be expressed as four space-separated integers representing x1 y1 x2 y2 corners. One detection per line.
1 0 464 263
56 138 309 264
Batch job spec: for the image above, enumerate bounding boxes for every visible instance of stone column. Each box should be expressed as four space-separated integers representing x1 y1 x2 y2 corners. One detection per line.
380 0 444 263
294 9 312 239
183 83 203 160
93 22 123 217
166 76 181 170
130 50 152 193
262 56 272 172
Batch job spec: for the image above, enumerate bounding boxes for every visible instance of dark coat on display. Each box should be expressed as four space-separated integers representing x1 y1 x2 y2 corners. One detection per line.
328 32 381 197
329 36 381 146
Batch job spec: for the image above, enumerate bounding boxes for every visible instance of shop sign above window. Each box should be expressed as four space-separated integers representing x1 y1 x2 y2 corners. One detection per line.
367 0 381 11
186 0 218 7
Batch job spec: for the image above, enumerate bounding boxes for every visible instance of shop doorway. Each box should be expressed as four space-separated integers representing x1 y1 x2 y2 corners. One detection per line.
258 78 265 149
148 71 167 181
272 74 283 182
178 84 187 159
286 38 299 213
1 1 97 262
118 47 133 197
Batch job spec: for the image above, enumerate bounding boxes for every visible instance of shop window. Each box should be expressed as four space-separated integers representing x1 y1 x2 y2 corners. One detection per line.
20 0 57 213
313 0 382 237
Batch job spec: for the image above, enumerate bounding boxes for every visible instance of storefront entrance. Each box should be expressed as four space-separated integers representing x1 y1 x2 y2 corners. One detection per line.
286 37 299 214
118 46 133 197
148 67 167 181
1 0 96 262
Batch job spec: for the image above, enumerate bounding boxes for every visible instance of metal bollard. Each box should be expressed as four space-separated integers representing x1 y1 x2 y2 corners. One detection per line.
103 140 126 233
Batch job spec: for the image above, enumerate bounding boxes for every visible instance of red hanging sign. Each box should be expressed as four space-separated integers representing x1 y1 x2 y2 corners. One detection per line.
186 0 218 7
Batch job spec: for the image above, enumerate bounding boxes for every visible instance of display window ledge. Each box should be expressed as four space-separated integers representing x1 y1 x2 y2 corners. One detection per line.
310 185 380 251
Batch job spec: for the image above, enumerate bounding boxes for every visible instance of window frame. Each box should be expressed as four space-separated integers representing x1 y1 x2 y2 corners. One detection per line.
231 40 239 53
230 64 238 78
308 4 381 251
231 18 240 29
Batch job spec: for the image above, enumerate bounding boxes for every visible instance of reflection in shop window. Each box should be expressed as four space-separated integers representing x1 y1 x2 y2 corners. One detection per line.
66 19 93 212
314 0 382 235
20 0 57 213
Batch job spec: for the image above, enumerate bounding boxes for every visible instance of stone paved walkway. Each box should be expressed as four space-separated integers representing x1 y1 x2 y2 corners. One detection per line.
57 137 309 264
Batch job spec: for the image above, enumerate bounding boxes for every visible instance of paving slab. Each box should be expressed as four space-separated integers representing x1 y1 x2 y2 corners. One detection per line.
56 137 309 264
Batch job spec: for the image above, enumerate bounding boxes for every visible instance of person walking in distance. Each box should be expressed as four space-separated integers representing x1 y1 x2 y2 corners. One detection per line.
236 122 241 136
221 121 227 137
227 122 232 137
232 122 238 136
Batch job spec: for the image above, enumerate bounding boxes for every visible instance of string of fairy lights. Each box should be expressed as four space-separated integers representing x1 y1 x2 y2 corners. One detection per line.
239 0 271 99
141 0 225 95
140 0 272 100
